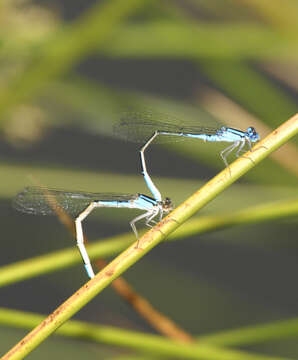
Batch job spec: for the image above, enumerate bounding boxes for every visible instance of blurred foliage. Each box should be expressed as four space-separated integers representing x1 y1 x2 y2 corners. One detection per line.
0 0 298 359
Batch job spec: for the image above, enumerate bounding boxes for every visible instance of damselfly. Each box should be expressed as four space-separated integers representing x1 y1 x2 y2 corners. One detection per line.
114 110 260 170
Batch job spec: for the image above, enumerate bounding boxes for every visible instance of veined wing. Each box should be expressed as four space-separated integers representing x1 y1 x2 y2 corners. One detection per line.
13 187 137 216
114 110 219 143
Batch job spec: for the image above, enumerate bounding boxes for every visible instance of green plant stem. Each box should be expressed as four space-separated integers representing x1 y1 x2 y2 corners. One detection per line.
98 22 298 60
2 115 297 360
198 317 298 346
0 196 298 288
169 197 298 240
0 235 132 287
0 0 146 121
2 306 298 350
0 308 291 360
198 61 297 128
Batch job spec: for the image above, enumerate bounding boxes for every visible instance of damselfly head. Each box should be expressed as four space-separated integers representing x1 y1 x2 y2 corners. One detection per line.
247 127 260 142
161 197 173 212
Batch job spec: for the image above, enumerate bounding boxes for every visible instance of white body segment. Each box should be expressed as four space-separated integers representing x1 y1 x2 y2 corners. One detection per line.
13 187 173 279
75 193 170 278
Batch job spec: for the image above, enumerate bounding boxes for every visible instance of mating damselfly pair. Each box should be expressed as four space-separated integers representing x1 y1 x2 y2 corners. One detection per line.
13 110 260 278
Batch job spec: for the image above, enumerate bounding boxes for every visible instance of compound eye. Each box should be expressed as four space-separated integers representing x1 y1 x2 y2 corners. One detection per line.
247 127 259 139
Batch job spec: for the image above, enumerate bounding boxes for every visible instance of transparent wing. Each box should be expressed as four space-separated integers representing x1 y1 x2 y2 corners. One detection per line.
113 110 219 143
13 187 137 216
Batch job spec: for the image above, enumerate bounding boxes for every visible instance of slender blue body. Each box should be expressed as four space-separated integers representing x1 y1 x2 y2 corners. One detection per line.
114 111 260 144
94 194 158 211
114 111 260 170
13 187 173 278
158 126 259 143
13 188 159 216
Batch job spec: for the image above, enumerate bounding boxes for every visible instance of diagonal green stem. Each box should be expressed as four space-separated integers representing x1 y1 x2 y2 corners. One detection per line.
169 196 298 240
1 306 298 350
0 196 298 288
0 307 292 360
2 115 297 360
198 317 298 347
0 0 147 122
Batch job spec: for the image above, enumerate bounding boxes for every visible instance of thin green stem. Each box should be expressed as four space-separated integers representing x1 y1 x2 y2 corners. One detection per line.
198 317 298 347
0 235 132 287
2 115 297 360
0 196 297 288
169 197 298 240
97 22 298 60
0 0 146 122
0 308 291 360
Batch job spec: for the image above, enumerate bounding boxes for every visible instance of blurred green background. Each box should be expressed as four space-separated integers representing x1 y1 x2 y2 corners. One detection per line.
0 0 298 359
